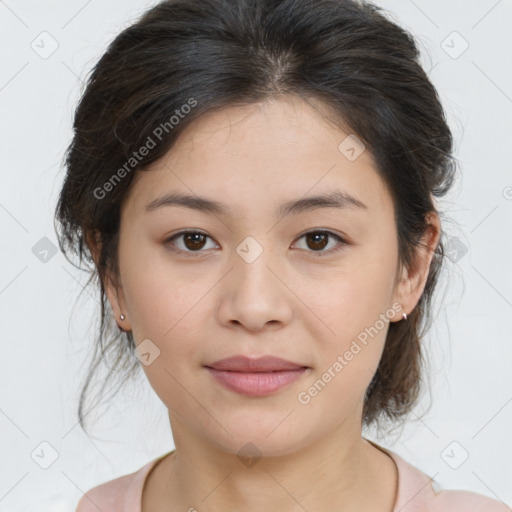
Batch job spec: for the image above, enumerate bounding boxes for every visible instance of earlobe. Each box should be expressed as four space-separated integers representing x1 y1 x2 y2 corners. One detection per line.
392 212 441 321
103 271 130 331
391 267 413 322
86 230 130 331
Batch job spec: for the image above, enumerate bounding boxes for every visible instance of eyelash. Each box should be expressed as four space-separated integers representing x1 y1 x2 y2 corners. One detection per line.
164 229 347 257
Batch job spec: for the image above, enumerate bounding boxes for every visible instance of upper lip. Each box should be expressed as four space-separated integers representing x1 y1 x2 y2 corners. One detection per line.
205 355 308 372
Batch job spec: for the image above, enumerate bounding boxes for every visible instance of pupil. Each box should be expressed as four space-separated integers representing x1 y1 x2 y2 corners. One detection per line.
185 233 205 250
307 232 327 251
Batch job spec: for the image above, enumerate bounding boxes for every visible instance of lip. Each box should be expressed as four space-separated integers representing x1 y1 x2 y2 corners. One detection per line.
206 367 308 396
205 355 307 372
204 355 309 396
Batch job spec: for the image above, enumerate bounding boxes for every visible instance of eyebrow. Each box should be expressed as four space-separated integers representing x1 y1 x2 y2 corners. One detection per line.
144 189 368 218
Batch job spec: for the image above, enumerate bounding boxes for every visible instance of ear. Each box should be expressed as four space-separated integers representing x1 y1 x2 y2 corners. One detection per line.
391 211 441 321
86 230 130 332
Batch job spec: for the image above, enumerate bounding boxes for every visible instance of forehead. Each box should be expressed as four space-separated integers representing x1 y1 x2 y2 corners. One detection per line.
122 95 393 220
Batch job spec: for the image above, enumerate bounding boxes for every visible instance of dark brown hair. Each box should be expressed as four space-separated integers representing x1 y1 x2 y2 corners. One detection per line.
54 0 457 436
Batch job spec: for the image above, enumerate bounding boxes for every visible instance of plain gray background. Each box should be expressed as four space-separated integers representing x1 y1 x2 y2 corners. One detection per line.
1 0 511 510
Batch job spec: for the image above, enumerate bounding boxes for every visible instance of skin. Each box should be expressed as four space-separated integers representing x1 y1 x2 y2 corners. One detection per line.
91 94 440 511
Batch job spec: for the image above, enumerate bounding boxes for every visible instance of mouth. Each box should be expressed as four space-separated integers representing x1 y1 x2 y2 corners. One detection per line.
204 366 309 396
204 354 310 396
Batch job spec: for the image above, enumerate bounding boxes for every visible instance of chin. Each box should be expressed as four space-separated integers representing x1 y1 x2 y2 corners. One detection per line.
200 418 312 459
212 436 305 461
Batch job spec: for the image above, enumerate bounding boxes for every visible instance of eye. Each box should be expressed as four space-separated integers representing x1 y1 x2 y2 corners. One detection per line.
292 230 347 255
164 229 347 256
165 231 218 254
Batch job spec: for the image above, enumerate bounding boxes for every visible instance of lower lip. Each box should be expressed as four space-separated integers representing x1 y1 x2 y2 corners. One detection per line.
205 367 308 396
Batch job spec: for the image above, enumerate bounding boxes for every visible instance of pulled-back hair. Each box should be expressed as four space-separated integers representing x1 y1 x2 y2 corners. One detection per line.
54 0 457 435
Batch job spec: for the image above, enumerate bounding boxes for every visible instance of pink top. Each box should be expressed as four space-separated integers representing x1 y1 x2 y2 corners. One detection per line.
76 441 509 511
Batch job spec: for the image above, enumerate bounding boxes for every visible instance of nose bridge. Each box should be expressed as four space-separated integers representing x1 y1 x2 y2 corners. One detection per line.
217 234 293 330
232 234 280 293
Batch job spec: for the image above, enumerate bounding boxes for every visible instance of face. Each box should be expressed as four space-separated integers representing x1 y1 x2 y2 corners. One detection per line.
103 95 434 457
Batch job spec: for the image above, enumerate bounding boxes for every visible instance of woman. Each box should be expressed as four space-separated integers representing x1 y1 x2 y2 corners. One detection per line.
54 0 509 510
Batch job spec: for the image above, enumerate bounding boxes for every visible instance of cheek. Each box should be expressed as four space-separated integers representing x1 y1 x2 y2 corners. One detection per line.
120 239 210 339
293 253 395 403
118 258 212 401
122 258 211 405
295 260 395 344
297 310 389 418
295 231 397 322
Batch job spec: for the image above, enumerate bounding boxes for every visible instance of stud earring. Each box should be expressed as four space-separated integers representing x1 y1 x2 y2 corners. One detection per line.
120 314 125 320
402 311 407 321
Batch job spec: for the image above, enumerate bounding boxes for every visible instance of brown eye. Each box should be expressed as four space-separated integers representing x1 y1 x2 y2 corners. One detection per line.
294 230 346 255
165 229 347 257
165 231 216 254
305 232 329 251
182 232 207 250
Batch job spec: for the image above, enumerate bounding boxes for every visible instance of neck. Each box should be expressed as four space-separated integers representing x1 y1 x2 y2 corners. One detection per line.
147 414 398 512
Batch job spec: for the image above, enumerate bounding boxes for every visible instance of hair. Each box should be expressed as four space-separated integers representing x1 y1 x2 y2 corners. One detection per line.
54 0 457 436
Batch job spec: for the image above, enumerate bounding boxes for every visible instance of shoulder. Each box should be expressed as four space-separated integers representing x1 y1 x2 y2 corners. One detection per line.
75 457 161 512
370 441 510 512
431 487 510 511
75 474 132 511
75 471 140 512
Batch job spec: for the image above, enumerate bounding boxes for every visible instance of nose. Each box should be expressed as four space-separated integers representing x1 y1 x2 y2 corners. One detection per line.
215 245 294 332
